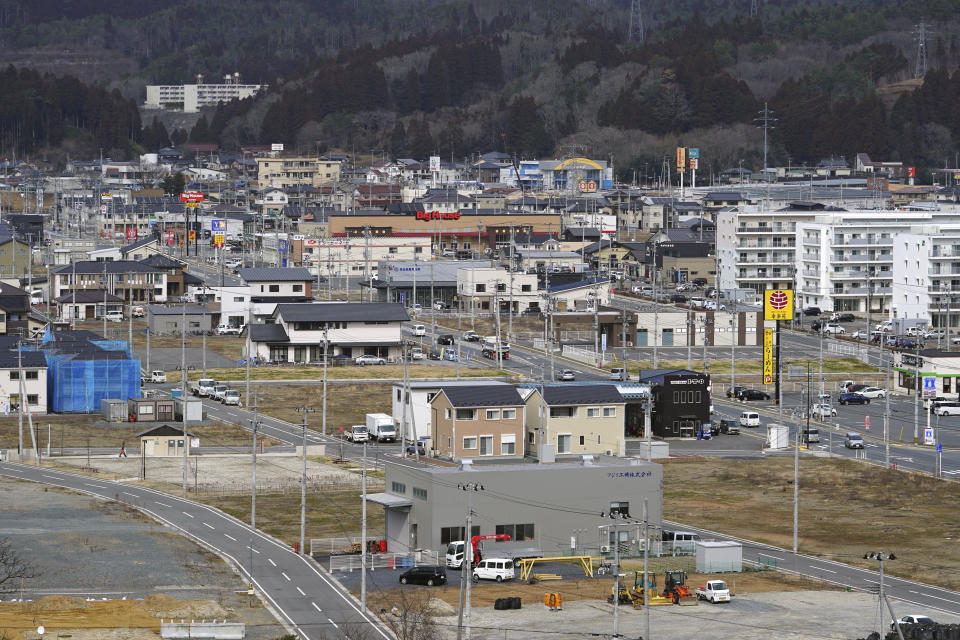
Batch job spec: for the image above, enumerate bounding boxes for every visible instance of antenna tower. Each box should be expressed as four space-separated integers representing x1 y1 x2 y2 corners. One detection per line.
750 0 758 18
915 20 930 78
629 0 645 42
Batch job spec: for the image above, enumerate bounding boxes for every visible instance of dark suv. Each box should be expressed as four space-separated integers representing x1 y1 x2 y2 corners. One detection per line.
399 565 447 586
437 334 455 345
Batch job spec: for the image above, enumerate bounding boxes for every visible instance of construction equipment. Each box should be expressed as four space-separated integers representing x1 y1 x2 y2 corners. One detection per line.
662 569 697 605
607 571 672 607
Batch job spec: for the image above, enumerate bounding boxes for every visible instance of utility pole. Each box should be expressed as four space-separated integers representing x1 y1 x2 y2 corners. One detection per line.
644 394 652 461
653 248 660 368
245 296 252 407
915 20 929 79
361 440 368 609
321 327 328 436
750 0 759 18
730 312 737 395
914 340 920 444
643 498 650 640
456 482 483 640
181 301 188 498
295 406 315 556
866 552 904 640
686 310 692 370
884 348 892 468
250 391 259 528
508 224 515 339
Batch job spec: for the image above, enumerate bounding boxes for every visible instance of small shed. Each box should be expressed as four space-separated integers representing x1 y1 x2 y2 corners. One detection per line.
147 305 214 335
100 399 127 423
766 423 789 449
695 541 742 573
137 424 197 457
129 398 157 422
174 396 203 421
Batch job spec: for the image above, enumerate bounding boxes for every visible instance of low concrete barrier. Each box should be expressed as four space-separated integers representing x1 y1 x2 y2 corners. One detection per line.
161 620 245 639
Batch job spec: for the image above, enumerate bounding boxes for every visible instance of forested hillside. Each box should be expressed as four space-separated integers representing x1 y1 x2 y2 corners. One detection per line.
3 0 960 179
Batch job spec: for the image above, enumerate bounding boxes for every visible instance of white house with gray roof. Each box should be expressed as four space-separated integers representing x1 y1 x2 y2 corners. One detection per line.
247 302 409 363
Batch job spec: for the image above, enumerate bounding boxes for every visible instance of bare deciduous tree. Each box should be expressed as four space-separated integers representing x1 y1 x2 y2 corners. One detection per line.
0 538 36 592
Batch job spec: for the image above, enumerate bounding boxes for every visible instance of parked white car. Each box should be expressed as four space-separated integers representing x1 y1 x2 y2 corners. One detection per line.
823 323 844 335
104 310 124 322
413 324 426 336
217 324 243 335
704 300 726 311
472 558 515 583
858 387 886 399
810 404 837 420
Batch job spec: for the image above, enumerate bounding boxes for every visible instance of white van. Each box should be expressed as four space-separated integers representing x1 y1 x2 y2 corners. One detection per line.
104 310 124 322
413 324 426 336
739 411 760 427
472 558 515 583
610 367 629 381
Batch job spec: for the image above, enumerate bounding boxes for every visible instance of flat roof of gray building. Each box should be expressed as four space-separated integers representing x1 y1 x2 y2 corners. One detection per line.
405 457 655 476
239 267 312 282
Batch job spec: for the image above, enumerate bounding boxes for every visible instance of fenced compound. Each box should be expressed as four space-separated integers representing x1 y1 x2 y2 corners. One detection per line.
189 478 383 497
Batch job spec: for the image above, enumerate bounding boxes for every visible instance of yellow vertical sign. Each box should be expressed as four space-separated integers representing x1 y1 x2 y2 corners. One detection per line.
676 147 686 173
763 329 773 385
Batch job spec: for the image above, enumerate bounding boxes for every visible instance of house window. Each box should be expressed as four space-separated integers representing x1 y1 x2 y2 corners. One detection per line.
501 434 516 455
269 345 287 361
528 431 535 444
521 284 532 292
391 481 406 494
603 407 616 417
476 284 486 293
233 296 244 302
25 371 38 380
557 434 571 454
446 408 451 419
463 436 477 449
269 284 280 293
586 407 600 418
479 435 493 456
9 372 18 380
485 409 500 420
455 408 476 420
415 247 424 253
579 435 585 446
550 406 575 418
441 526 465 545
413 487 427 500
397 389 402 401
388 247 398 254
502 408 516 420
292 284 303 292
496 283 506 292
26 394 37 405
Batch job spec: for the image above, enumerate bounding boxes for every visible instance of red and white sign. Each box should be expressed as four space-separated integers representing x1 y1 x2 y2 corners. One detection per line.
416 210 461 221
304 239 319 247
907 166 916 178
125 228 137 240
689 158 698 170
577 179 598 193
179 192 205 203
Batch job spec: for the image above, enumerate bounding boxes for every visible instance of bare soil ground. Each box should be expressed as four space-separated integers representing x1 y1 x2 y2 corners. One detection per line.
662 457 960 590
254 383 393 433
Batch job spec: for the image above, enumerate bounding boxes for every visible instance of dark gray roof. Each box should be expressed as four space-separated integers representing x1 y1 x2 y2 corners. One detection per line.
703 191 743 202
147 305 209 316
0 349 46 369
140 254 184 269
238 267 313 282
136 424 197 438
439 385 524 408
541 384 623 405
53 261 160 275
276 302 409 323
247 324 289 342
121 236 158 253
55 290 123 303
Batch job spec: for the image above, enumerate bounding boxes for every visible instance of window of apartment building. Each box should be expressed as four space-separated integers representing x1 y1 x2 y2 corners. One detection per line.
269 285 280 293
579 435 585 446
485 409 500 420
463 436 477 449
586 407 600 418
27 394 37 405
521 283 533 292
528 431 535 444
391 481 406 494
413 487 427 500
233 296 244 302
501 434 516 455
557 434 571 454
9 371 17 380
476 284 486 293
550 406 575 418
502 409 516 420
456 408 476 420
603 407 616 417
24 371 38 380
496 523 535 541
479 435 493 456
414 246 424 253
496 283 506 292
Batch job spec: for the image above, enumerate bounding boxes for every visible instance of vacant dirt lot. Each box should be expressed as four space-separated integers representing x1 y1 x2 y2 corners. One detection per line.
255 383 393 433
663 457 960 589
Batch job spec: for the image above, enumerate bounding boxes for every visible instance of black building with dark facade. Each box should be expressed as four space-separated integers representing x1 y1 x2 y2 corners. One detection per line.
636 369 712 438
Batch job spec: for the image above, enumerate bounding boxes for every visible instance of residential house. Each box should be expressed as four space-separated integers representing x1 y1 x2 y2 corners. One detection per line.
52 238 98 266
0 343 48 414
137 424 196 457
457 267 540 314
54 289 124 322
430 385 526 460
51 261 167 305
147 305 215 335
523 385 626 457
233 267 313 323
0 282 35 335
548 277 611 312
120 236 164 262
392 380 513 441
248 302 408 363
139 253 203 300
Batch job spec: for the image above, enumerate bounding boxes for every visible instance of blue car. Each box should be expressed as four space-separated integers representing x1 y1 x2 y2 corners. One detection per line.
838 392 870 405
443 348 459 361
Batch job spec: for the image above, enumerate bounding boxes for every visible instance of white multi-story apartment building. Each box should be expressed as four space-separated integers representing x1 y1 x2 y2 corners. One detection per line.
145 79 265 113
456 267 541 313
893 227 960 333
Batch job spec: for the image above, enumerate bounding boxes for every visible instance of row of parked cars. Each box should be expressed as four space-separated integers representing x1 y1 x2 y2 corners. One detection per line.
190 378 242 405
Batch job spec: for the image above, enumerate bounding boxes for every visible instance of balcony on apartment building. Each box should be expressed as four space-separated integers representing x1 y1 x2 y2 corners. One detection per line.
831 236 891 247
834 251 889 263
736 254 793 265
831 286 893 296
737 223 796 233
930 248 960 259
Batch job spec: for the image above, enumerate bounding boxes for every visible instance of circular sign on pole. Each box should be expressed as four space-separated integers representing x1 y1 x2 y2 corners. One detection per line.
769 290 789 309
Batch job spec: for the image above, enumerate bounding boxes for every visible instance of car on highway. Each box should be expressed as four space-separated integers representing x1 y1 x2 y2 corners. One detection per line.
844 432 864 449
433 300 450 311
689 296 706 308
934 401 960 416
802 306 822 316
810 404 837 419
739 411 760 427
355 355 387 365
830 312 856 322
726 386 746 399
399 565 447 586
443 348 458 361
670 294 688 304
222 390 242 406
858 387 887 399
838 392 870 405
737 389 771 401
556 369 576 381
406 437 429 456
212 385 229 402
676 283 696 293
632 285 654 295
413 324 426 336
437 334 455 345
891 615 935 630
463 330 481 342
851 329 869 340
923 329 944 340
716 418 739 435
823 323 845 335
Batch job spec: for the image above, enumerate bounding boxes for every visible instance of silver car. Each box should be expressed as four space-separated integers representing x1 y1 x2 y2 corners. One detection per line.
355 355 387 365
844 432 864 449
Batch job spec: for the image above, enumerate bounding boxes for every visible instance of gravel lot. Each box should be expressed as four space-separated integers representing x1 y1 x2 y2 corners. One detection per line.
459 590 960 640
0 477 284 639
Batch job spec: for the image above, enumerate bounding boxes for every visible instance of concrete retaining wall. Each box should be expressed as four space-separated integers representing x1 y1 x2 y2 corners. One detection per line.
161 621 245 639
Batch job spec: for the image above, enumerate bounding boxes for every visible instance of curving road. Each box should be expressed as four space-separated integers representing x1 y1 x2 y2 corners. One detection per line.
0 461 390 640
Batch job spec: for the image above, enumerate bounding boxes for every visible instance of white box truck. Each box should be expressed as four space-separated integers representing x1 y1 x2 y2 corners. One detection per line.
366 413 397 442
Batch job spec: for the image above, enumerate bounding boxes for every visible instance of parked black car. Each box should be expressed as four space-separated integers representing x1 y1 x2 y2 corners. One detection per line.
835 313 856 322
670 294 687 303
717 419 740 435
738 389 771 401
399 565 447 586
437 334 455 345
428 349 442 360
726 386 746 399
838 392 870 405
692 277 707 287
802 307 822 317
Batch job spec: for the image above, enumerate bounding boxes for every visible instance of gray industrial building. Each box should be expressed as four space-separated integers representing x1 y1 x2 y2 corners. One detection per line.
147 305 216 335
367 457 662 557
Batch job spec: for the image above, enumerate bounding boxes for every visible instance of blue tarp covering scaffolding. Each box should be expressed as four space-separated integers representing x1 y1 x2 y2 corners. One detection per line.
40 330 140 413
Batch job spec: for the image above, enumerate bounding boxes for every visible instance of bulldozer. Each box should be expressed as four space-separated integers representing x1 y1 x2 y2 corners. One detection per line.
662 569 697 605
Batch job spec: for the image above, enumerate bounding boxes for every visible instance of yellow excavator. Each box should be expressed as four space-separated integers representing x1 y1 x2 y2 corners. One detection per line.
608 571 672 607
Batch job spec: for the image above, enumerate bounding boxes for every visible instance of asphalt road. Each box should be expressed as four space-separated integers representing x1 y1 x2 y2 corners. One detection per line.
0 461 391 640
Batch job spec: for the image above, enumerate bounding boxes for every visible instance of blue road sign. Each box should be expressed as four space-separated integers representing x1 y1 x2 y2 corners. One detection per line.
400 293 406 306
938 443 943 453
211 219 227 232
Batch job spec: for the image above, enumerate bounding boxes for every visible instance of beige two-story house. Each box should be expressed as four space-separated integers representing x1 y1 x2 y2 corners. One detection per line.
524 385 626 458
431 385 525 461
